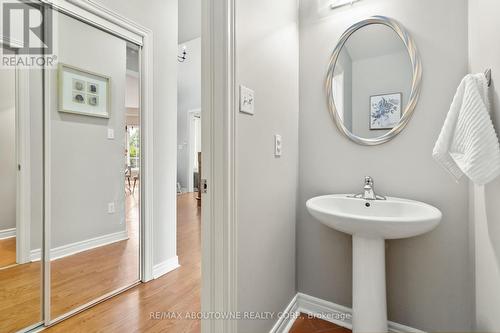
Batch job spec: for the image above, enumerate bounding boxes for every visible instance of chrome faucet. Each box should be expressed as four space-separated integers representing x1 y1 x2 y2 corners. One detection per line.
363 176 376 200
349 176 386 201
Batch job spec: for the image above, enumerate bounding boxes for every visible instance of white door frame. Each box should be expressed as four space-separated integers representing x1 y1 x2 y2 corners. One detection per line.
187 108 201 193
39 0 155 325
15 67 32 264
201 0 238 332
0 36 32 264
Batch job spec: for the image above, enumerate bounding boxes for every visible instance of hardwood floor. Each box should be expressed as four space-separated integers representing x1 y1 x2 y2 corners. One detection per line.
44 192 201 332
289 313 351 333
0 237 16 267
50 189 140 319
0 188 141 333
0 260 41 332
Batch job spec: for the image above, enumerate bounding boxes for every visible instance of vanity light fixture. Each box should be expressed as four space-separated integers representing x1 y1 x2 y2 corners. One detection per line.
330 0 361 10
178 45 187 62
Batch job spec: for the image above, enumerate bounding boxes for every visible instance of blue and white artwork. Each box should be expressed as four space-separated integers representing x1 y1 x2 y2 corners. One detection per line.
370 93 402 130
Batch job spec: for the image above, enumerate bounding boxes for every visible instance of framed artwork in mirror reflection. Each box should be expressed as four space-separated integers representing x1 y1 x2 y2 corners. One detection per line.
58 63 110 118
369 93 402 130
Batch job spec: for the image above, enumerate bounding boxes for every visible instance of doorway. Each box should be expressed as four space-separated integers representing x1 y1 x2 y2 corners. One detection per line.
188 109 201 193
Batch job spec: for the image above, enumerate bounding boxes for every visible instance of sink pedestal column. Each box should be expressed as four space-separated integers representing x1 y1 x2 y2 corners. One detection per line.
352 235 388 333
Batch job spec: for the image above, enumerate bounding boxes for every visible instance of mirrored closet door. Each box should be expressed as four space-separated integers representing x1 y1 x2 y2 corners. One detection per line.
0 46 44 332
1 3 142 330
46 9 141 322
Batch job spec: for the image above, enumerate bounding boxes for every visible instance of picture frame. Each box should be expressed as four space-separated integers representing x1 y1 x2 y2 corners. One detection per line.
58 63 111 118
369 92 402 130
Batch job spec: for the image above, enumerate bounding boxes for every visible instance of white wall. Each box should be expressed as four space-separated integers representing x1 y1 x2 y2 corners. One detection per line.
298 0 471 331
94 0 178 268
177 37 201 191
235 0 299 332
0 68 16 232
468 0 500 331
178 0 201 43
336 48 353 131
30 68 43 251
48 13 127 248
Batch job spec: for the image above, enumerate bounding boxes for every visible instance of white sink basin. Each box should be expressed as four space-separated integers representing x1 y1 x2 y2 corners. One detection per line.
306 194 442 239
306 194 442 333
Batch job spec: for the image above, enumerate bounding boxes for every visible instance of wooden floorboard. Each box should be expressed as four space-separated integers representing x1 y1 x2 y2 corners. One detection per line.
0 237 16 267
0 188 142 333
289 313 352 333
44 192 201 332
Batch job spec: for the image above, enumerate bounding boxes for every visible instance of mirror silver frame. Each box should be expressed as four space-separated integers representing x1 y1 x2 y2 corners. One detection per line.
325 16 422 146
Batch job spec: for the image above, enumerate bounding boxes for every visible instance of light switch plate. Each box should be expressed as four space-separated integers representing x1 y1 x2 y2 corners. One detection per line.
239 85 255 115
107 128 114 139
274 134 282 157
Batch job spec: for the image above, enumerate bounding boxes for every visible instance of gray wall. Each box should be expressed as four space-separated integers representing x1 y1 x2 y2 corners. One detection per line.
236 0 299 332
49 14 127 248
94 0 179 267
298 0 472 331
0 68 16 232
177 37 201 191
468 0 500 331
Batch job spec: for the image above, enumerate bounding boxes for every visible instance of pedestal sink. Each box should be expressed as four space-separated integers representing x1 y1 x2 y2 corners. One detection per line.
306 194 442 333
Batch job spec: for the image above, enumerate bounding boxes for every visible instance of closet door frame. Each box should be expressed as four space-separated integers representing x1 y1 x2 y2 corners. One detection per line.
40 0 154 326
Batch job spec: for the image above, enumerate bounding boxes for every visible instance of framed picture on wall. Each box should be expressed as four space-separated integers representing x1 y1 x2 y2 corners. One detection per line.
58 63 111 118
369 93 402 130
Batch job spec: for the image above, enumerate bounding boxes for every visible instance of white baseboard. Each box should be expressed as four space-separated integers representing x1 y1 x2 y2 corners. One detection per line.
270 292 425 333
30 230 128 261
153 256 180 279
0 228 16 240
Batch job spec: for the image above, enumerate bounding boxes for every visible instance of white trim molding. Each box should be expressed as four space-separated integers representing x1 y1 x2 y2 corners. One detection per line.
152 256 180 279
0 228 16 240
270 293 426 333
40 0 143 45
31 230 128 262
201 0 238 332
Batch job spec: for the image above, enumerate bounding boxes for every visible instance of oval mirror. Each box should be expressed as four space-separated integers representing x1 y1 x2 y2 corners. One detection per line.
326 16 422 145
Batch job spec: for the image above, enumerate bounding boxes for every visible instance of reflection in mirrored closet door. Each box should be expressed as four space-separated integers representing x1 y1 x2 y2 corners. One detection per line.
46 11 141 322
0 46 43 332
0 5 142 330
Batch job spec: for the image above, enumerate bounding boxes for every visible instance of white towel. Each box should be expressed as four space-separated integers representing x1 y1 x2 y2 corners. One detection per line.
433 73 500 185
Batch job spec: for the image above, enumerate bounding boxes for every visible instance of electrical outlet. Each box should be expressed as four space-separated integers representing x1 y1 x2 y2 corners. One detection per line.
107 128 114 139
108 202 115 214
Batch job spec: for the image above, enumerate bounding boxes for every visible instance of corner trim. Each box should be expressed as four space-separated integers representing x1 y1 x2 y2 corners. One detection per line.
31 230 128 261
270 293 426 333
152 256 180 279
0 228 16 240
269 294 299 333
